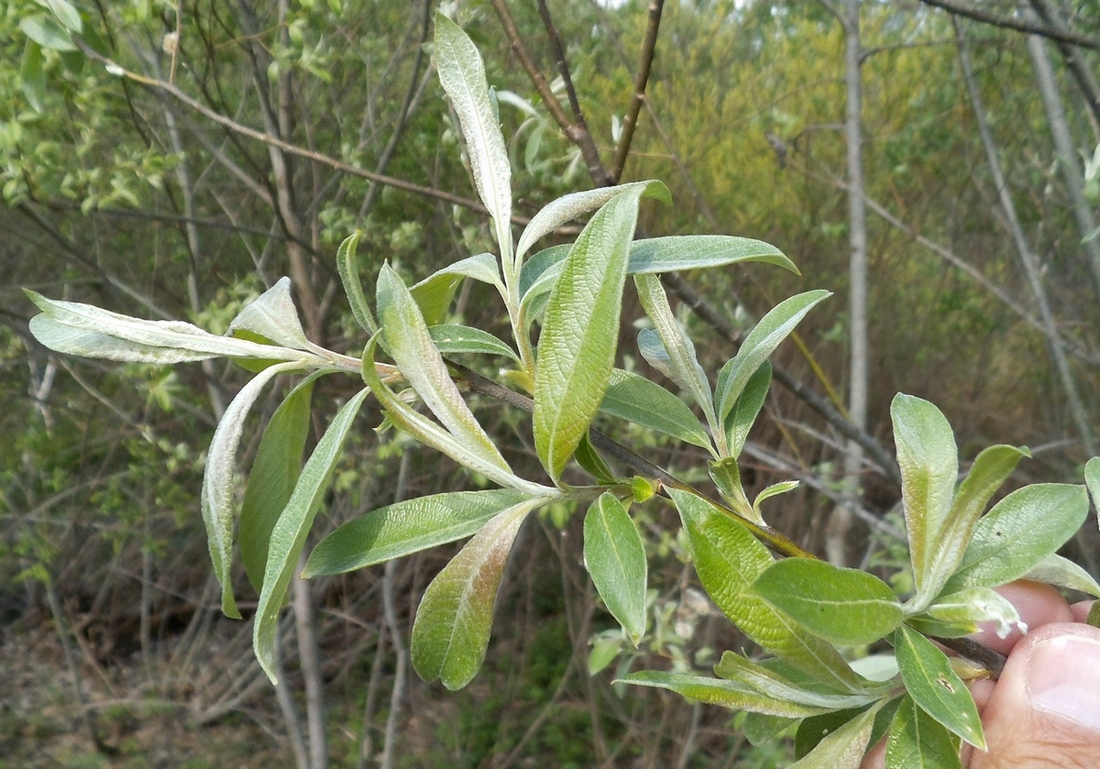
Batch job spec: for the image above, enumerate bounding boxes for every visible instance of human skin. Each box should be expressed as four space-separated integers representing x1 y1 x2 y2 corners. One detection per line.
861 581 1100 769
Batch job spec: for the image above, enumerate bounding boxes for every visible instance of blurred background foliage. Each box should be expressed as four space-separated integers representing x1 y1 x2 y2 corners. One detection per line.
2 0 1098 766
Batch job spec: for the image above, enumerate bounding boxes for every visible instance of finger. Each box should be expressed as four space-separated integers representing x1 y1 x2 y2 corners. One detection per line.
970 581 1072 656
1070 600 1095 625
970 623 1100 769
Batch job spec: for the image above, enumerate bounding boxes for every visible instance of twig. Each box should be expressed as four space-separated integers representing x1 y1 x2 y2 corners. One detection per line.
610 0 665 181
490 0 612 185
919 0 1100 51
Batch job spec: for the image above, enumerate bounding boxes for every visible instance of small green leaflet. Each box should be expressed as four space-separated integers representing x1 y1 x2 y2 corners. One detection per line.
916 444 1028 609
724 361 772 459
788 704 878 769
428 324 518 360
583 493 647 645
433 14 512 260
303 489 531 577
891 394 958 597
533 186 643 482
377 264 511 475
1023 553 1100 598
634 273 719 442
201 360 304 619
361 337 553 497
409 253 503 326
240 373 321 591
714 290 831 443
227 277 313 352
919 587 1021 640
714 652 880 711
514 181 669 266
410 497 545 690
748 559 903 647
336 231 377 335
255 388 370 683
26 290 317 364
894 625 984 749
1087 457 1100 523
885 696 963 769
942 483 1088 593
599 368 713 452
627 235 798 275
619 671 845 718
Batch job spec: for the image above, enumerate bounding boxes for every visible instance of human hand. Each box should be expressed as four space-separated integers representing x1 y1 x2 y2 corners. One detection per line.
861 581 1100 769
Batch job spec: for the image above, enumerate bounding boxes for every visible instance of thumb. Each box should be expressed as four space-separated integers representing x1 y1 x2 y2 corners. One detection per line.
971 623 1100 769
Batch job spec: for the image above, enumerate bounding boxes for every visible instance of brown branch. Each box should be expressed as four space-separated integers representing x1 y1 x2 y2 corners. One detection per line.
918 0 1100 51
74 43 514 223
610 0 665 182
490 0 612 186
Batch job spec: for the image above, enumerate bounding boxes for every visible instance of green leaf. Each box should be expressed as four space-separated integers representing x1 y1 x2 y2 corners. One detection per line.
21 41 45 113
240 374 319 592
411 498 542 689
788 705 878 769
749 559 903 646
1087 457 1100 521
669 489 862 692
428 324 518 360
1022 553 1100 598
795 708 870 760
336 230 377 335
628 234 798 274
434 14 512 260
533 187 643 482
588 631 624 675
753 480 800 520
634 273 718 437
515 180 669 265
409 253 503 326
228 277 312 351
715 652 881 710
619 671 844 718
885 696 963 769
377 264 511 474
942 483 1089 593
361 337 552 497
599 368 713 452
918 444 1028 607
891 394 958 597
584 493 647 645
894 625 984 749
1088 602 1100 630
573 432 617 484
725 361 771 459
918 587 1021 640
47 0 83 32
518 244 570 304
708 457 757 522
254 388 370 683
26 290 316 364
20 15 77 51
715 291 830 445
201 361 303 619
304 489 533 577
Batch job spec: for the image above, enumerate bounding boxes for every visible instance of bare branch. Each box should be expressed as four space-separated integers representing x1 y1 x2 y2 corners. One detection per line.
610 0 665 181
919 0 1100 51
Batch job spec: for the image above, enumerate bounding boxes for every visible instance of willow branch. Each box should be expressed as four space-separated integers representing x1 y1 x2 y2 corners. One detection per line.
490 0 612 186
75 42 526 224
919 0 1100 51
610 0 665 181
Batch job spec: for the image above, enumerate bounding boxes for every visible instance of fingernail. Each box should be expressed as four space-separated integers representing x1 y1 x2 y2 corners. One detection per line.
1027 634 1100 732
